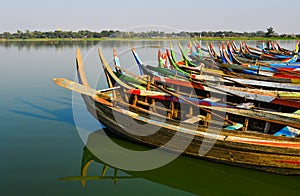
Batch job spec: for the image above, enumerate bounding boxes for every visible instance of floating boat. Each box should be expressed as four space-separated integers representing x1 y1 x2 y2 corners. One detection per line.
227 42 299 66
54 48 300 175
127 48 300 110
240 41 299 62
184 42 300 83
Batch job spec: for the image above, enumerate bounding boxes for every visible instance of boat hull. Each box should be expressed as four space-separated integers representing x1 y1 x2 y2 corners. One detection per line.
83 95 300 175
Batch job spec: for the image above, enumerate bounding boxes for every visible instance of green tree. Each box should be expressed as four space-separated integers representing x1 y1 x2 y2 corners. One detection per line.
1 32 12 39
266 27 275 37
256 30 266 37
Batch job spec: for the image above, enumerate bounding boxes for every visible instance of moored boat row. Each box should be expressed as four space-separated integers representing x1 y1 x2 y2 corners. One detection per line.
54 42 300 174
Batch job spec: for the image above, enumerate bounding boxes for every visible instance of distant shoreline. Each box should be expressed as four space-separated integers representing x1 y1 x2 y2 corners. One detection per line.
0 37 297 42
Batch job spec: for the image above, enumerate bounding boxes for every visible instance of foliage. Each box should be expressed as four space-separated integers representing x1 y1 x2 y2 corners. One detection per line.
0 28 298 40
0 30 120 40
265 27 278 37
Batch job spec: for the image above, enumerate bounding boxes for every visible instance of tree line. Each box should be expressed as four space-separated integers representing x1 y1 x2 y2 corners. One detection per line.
0 27 298 39
0 30 119 39
189 27 298 38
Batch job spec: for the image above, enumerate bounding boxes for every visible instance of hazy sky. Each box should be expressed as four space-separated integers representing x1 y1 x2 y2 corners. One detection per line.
1 0 299 34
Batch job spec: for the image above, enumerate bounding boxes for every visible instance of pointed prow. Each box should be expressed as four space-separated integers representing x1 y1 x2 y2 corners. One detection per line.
76 48 90 87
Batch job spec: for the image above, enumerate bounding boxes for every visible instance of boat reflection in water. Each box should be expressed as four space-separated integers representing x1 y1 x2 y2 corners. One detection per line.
60 129 300 195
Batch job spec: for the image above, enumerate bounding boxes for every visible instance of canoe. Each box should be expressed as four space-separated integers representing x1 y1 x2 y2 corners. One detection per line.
127 48 300 109
136 65 300 109
273 41 300 62
100 48 300 125
220 63 300 79
176 43 300 83
117 64 300 110
225 43 300 67
100 48 300 130
54 48 300 175
240 41 299 62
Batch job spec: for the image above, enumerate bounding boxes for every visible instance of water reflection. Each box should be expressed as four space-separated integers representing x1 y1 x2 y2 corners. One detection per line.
2 39 300 195
0 39 297 51
0 40 100 50
10 95 76 126
0 40 179 51
60 129 300 195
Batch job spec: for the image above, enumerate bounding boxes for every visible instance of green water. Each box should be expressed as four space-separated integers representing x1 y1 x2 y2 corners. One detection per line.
1 40 300 195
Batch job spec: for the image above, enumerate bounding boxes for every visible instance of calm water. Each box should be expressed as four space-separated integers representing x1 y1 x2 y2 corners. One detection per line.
1 40 300 196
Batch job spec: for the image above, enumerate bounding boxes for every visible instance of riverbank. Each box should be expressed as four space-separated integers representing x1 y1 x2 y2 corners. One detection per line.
0 37 297 42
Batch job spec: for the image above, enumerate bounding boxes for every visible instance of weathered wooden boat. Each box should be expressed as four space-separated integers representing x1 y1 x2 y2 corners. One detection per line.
261 41 295 56
131 46 300 94
114 49 256 109
54 48 300 175
190 41 204 59
154 42 300 84
158 49 168 68
108 49 300 129
224 42 300 66
127 47 300 112
229 42 294 64
112 47 300 117
151 59 300 84
221 64 300 80
274 41 300 61
169 43 214 70
212 42 299 68
240 41 299 63
206 42 290 78
253 41 300 58
192 43 300 83
132 52 300 109
219 52 300 79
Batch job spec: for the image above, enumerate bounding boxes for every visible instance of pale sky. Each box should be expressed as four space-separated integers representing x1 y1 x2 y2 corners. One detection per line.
1 0 299 34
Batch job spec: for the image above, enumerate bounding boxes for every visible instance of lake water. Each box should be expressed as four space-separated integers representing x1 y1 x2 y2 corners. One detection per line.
1 40 300 196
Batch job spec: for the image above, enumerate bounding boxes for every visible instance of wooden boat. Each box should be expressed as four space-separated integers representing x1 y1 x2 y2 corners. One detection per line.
219 50 300 79
240 41 299 63
155 59 300 84
213 41 299 67
108 48 297 128
131 46 300 92
274 41 300 60
190 41 204 60
128 48 300 110
54 48 300 175
253 41 299 58
220 64 300 80
215 41 300 69
158 49 168 68
120 62 300 111
227 42 300 67
261 41 295 56
200 43 300 83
